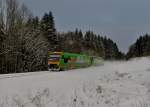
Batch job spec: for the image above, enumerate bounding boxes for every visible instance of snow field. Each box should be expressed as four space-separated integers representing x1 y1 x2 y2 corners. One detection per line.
0 57 150 107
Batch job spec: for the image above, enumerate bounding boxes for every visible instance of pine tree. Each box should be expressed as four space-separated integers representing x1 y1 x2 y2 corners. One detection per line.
40 11 58 51
127 34 150 59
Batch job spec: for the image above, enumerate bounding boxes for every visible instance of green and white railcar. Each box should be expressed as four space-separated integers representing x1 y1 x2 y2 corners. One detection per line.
48 52 94 71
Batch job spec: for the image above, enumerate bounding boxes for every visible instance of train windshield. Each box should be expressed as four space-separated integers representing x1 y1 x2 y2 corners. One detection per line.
49 54 61 61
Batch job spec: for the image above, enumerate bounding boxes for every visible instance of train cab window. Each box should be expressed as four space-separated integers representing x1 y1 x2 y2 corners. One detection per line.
49 54 60 61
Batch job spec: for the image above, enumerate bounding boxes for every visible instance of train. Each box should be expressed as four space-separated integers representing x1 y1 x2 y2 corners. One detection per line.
48 52 97 71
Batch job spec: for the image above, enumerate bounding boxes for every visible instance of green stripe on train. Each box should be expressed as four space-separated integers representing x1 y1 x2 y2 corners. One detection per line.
59 52 92 70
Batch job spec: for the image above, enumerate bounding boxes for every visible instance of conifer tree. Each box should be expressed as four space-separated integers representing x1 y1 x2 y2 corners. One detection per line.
127 34 150 59
40 11 58 51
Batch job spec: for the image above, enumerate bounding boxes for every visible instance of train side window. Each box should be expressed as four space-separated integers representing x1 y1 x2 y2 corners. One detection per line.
64 57 71 63
64 58 68 63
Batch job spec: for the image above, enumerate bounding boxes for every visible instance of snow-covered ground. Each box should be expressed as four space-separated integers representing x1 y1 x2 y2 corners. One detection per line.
0 57 150 107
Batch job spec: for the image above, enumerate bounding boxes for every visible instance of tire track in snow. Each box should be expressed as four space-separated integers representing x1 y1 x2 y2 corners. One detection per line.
0 71 51 80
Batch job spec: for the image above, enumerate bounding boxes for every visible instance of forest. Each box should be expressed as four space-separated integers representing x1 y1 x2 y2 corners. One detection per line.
0 0 150 74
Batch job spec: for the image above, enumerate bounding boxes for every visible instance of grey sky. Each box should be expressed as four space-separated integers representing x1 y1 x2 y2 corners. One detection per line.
21 0 150 53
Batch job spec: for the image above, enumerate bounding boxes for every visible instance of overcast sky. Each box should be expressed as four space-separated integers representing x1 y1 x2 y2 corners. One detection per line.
21 0 150 52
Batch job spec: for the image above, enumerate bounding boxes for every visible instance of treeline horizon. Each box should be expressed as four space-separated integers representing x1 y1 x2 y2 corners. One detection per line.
0 0 150 74
58 29 150 59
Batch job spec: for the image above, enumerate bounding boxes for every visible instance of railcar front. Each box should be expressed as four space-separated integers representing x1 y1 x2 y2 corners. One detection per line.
48 52 63 71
